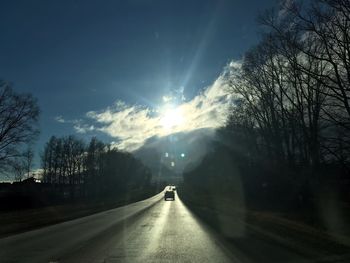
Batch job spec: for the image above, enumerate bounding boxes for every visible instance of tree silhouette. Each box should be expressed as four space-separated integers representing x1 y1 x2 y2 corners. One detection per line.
41 136 152 200
0 81 39 173
183 0 350 214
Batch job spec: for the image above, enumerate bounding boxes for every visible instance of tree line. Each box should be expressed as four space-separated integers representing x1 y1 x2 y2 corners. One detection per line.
183 0 350 213
227 0 350 175
0 81 153 205
229 0 350 171
41 136 152 199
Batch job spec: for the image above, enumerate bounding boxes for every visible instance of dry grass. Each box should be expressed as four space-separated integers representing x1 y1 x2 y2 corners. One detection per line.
0 189 157 238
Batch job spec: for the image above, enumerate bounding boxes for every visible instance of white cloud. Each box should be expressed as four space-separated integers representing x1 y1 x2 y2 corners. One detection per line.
74 124 95 134
79 61 240 151
55 116 82 125
162 95 173 102
54 115 65 123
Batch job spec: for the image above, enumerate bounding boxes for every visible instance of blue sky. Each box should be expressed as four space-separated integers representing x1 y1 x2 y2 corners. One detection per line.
0 0 278 167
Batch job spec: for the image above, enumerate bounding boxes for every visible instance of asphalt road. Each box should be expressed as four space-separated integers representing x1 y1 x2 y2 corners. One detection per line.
0 188 238 263
3 188 346 263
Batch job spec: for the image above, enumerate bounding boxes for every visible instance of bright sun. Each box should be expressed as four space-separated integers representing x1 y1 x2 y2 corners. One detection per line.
160 107 184 129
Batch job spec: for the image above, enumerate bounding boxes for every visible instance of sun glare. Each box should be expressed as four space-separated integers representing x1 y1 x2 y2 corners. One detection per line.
160 106 184 129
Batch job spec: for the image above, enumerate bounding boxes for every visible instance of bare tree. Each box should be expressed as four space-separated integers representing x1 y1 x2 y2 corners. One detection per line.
259 0 350 166
41 135 152 199
12 158 26 182
23 147 34 179
0 81 39 173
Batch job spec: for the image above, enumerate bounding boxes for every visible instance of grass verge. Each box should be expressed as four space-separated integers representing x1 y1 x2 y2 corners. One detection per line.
0 188 159 238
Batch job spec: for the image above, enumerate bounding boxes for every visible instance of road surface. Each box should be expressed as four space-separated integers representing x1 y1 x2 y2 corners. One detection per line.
0 188 238 263
3 188 346 263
